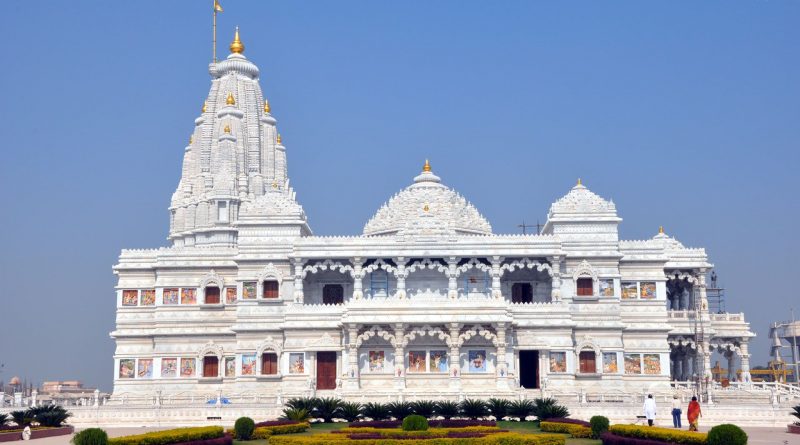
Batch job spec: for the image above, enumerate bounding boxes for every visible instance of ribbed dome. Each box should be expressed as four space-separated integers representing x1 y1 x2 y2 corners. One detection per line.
363 163 492 237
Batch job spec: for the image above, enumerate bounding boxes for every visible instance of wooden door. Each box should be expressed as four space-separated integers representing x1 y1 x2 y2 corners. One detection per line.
316 351 337 390
263 281 279 299
203 356 219 377
205 287 220 304
261 353 278 375
579 350 596 373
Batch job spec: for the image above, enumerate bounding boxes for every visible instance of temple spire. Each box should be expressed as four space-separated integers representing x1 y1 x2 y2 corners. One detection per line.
423 159 431 173
230 27 244 54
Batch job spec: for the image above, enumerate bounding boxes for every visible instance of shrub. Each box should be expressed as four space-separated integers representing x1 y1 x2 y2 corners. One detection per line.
608 425 707 445
533 398 570 420
459 399 489 420
108 426 224 445
707 424 747 445
361 402 391 421
316 397 343 423
792 405 800 425
10 410 32 427
340 402 363 422
233 417 255 441
72 428 108 445
254 420 302 428
387 401 414 420
0 414 8 427
402 414 429 431
34 405 72 427
508 400 536 421
486 399 510 421
411 400 436 418
546 418 590 427
286 397 320 413
435 401 460 420
281 408 311 422
590 416 610 439
540 421 592 438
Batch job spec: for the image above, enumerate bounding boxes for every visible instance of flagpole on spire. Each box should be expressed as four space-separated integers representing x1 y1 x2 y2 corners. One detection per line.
213 0 223 62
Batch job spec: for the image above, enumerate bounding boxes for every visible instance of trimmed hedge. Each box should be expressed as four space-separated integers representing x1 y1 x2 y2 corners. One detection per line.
348 420 496 429
251 422 311 439
540 421 592 438
332 427 503 436
234 417 255 441
268 432 566 445
590 416 610 439
608 425 707 445
72 428 108 445
108 427 224 445
707 424 747 445
402 415 429 431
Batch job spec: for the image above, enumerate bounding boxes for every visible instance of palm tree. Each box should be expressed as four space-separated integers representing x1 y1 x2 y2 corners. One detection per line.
507 400 535 421
459 399 488 420
486 398 510 421
340 401 362 422
387 401 414 420
435 400 459 420
315 397 343 423
361 402 390 421
533 397 569 420
411 400 436 418
280 408 310 422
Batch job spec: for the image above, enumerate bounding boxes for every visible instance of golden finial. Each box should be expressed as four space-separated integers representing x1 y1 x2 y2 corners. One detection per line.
264 99 271 113
422 159 431 173
423 204 430 212
223 125 231 134
202 101 208 113
230 27 244 54
277 133 282 144
272 182 278 189
189 135 193 145
659 225 664 234
226 92 235 106
577 178 582 186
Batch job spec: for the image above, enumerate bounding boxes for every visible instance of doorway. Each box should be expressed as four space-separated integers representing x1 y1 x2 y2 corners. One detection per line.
519 350 539 389
316 351 337 390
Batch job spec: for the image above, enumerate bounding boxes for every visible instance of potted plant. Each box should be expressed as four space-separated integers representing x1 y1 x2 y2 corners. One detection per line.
789 405 800 434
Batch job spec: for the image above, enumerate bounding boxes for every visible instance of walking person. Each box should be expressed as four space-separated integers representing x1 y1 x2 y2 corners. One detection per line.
643 394 657 426
671 395 682 428
687 396 702 431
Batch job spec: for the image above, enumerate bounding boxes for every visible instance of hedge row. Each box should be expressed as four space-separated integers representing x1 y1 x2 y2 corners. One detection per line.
107 427 225 445
251 422 310 439
607 425 707 445
268 433 566 445
332 426 503 436
539 421 592 438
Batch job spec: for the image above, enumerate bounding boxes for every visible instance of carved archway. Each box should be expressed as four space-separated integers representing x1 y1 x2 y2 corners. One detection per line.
456 325 497 347
302 260 355 278
499 258 554 277
403 325 452 347
199 270 224 304
356 325 397 348
257 263 284 298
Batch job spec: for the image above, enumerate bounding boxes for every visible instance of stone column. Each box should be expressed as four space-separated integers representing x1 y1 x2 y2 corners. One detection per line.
726 350 735 381
293 258 304 303
491 256 502 299
346 324 360 389
697 272 709 314
550 256 562 301
495 323 509 389
449 323 461 389
93 389 100 407
30 390 37 407
447 257 458 299
739 342 751 382
393 323 406 389
682 353 691 381
396 257 406 299
353 258 363 300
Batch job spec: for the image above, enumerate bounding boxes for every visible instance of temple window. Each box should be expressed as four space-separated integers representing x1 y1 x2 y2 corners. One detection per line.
579 350 597 373
203 356 219 377
370 270 389 297
323 284 344 305
576 278 593 296
205 286 220 304
261 353 278 375
217 201 229 222
511 283 533 303
263 280 279 299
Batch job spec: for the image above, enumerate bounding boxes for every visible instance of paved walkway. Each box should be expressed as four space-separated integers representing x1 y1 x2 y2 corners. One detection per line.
13 426 800 444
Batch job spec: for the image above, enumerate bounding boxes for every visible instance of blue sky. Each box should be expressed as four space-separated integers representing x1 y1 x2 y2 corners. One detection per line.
0 1 797 390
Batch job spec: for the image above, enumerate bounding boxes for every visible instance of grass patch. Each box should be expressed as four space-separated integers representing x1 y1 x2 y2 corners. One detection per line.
497 421 542 433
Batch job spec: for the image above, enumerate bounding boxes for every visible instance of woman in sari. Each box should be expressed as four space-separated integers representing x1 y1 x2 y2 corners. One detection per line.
687 396 702 431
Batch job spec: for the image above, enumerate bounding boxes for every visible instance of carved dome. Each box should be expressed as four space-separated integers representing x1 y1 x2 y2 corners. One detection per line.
547 180 617 219
363 162 492 237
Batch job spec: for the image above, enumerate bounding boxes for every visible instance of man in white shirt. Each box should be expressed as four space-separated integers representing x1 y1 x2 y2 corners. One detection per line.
643 394 657 426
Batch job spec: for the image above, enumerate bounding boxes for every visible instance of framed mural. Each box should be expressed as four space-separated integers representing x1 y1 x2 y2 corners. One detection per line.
468 350 487 373
137 359 153 378
163 288 179 305
643 354 661 375
624 353 642 374
430 350 449 373
599 280 614 297
140 289 156 306
408 351 427 373
621 282 638 299
241 354 256 375
122 290 138 306
224 357 236 377
289 353 305 374
602 352 618 373
180 358 196 377
368 350 385 372
640 282 657 299
243 282 257 299
549 352 567 372
161 358 177 377
119 359 135 379
181 288 197 305
225 288 237 304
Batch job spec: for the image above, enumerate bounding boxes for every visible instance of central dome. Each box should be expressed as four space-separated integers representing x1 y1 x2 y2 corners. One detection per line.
363 161 492 237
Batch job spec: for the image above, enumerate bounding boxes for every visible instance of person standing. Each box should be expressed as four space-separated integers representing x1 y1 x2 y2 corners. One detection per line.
643 394 657 426
687 396 702 431
671 395 682 428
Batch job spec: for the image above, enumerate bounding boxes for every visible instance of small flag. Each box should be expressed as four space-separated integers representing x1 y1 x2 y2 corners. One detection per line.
214 0 223 13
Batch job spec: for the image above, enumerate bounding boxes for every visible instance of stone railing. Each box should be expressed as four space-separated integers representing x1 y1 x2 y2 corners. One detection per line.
667 310 697 319
710 312 744 322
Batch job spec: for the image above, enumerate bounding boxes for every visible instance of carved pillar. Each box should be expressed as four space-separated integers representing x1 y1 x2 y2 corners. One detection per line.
393 323 406 389
447 257 458 299
682 352 691 381
701 344 712 381
726 350 735 381
697 272 709 314
345 324 360 389
449 323 461 389
491 256 502 299
550 256 562 301
293 258 304 303
396 257 406 299
496 323 509 389
353 258 363 300
740 341 751 382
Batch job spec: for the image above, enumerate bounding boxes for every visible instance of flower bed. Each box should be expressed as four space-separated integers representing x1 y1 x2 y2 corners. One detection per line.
600 432 672 445
333 426 503 436
607 425 707 445
251 422 310 439
269 432 565 445
254 420 304 428
0 426 74 443
108 426 225 445
539 421 592 438
543 418 590 427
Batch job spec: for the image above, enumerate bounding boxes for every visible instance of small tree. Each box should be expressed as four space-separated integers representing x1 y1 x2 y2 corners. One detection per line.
590 415 609 439
707 424 747 445
486 398 510 421
315 397 343 423
435 401 459 420
233 417 255 440
387 401 414 420
339 402 362 422
459 399 488 420
533 397 569 420
411 400 436 419
507 400 535 421
71 428 108 445
402 414 429 431
361 402 390 421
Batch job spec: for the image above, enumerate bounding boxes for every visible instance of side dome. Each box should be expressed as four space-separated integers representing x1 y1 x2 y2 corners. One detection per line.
363 161 492 237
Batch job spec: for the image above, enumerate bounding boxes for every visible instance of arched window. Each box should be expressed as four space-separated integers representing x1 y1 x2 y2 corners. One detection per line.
579 350 597 373
576 278 593 297
203 356 219 377
323 284 344 305
205 286 220 304
263 280 279 299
